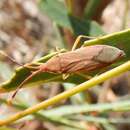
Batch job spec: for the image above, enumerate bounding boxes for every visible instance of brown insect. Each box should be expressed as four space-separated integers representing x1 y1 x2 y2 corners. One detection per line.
11 44 125 99
0 35 125 101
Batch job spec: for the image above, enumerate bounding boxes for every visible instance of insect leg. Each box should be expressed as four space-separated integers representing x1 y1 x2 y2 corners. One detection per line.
8 69 42 105
76 72 92 80
71 35 97 79
62 73 70 80
23 63 42 70
72 35 96 51
55 47 71 79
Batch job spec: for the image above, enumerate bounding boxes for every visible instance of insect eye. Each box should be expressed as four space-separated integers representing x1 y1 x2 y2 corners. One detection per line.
95 46 125 63
119 51 125 57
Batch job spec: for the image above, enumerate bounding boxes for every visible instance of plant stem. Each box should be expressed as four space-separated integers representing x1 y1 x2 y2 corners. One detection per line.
76 115 130 124
0 61 130 126
44 100 130 116
66 0 73 14
0 99 85 129
83 29 130 46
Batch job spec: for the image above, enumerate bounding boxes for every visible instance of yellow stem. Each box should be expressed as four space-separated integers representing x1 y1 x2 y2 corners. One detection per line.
1 61 130 126
66 0 73 14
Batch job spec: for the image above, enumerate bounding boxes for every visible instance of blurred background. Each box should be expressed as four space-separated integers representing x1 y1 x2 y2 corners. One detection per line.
0 0 130 130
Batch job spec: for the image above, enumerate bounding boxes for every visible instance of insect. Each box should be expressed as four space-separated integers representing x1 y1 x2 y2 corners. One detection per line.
0 35 125 102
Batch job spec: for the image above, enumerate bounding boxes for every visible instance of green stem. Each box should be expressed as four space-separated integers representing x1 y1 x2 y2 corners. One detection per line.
0 61 130 126
76 115 130 124
0 99 85 129
83 29 130 46
44 100 130 116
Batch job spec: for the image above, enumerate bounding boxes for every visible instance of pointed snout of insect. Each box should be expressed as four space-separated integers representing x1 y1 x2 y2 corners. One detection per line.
120 50 126 57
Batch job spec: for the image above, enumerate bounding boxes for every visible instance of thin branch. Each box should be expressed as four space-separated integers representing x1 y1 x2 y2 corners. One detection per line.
0 61 130 126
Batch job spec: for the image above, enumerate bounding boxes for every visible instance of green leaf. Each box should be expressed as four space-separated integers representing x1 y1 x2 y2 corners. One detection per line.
39 0 69 27
39 0 104 36
68 16 105 36
84 0 101 19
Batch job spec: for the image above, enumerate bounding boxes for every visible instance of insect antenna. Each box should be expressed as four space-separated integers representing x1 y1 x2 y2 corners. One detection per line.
0 50 46 104
0 50 23 66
